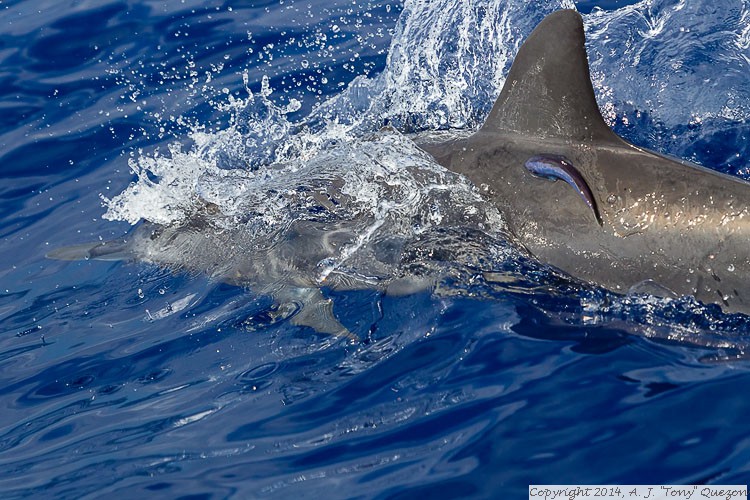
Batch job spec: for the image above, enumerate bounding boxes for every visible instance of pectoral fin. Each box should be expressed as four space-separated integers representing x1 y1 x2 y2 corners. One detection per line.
279 287 358 341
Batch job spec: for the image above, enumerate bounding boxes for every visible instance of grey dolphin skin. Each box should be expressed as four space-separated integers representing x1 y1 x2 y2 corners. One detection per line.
422 9 750 314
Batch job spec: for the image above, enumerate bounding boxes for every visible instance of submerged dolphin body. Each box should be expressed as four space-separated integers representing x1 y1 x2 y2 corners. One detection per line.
49 157 488 338
49 217 365 338
422 9 750 314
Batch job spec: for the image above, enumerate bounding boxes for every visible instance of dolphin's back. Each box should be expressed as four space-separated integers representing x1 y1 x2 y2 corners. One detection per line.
425 9 750 315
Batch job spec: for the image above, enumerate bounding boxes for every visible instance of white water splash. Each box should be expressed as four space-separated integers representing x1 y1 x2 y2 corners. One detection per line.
312 0 576 131
103 0 573 228
585 0 750 129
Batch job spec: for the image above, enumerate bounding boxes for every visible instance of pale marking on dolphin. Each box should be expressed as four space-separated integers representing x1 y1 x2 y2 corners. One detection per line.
523 154 602 226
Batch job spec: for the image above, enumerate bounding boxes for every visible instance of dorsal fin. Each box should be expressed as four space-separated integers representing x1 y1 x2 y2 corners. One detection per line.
482 9 618 143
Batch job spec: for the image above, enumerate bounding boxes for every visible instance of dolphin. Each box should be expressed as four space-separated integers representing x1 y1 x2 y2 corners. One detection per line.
420 8 750 315
49 206 452 339
49 214 360 338
48 174 468 339
51 8 750 329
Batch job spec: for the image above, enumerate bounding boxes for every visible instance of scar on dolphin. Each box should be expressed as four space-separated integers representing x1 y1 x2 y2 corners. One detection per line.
523 154 602 226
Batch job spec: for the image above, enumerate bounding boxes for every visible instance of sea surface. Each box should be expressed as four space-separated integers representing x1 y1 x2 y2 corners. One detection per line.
2 0 750 498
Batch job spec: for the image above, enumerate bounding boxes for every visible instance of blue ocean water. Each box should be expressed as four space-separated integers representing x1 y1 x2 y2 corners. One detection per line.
2 0 750 498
